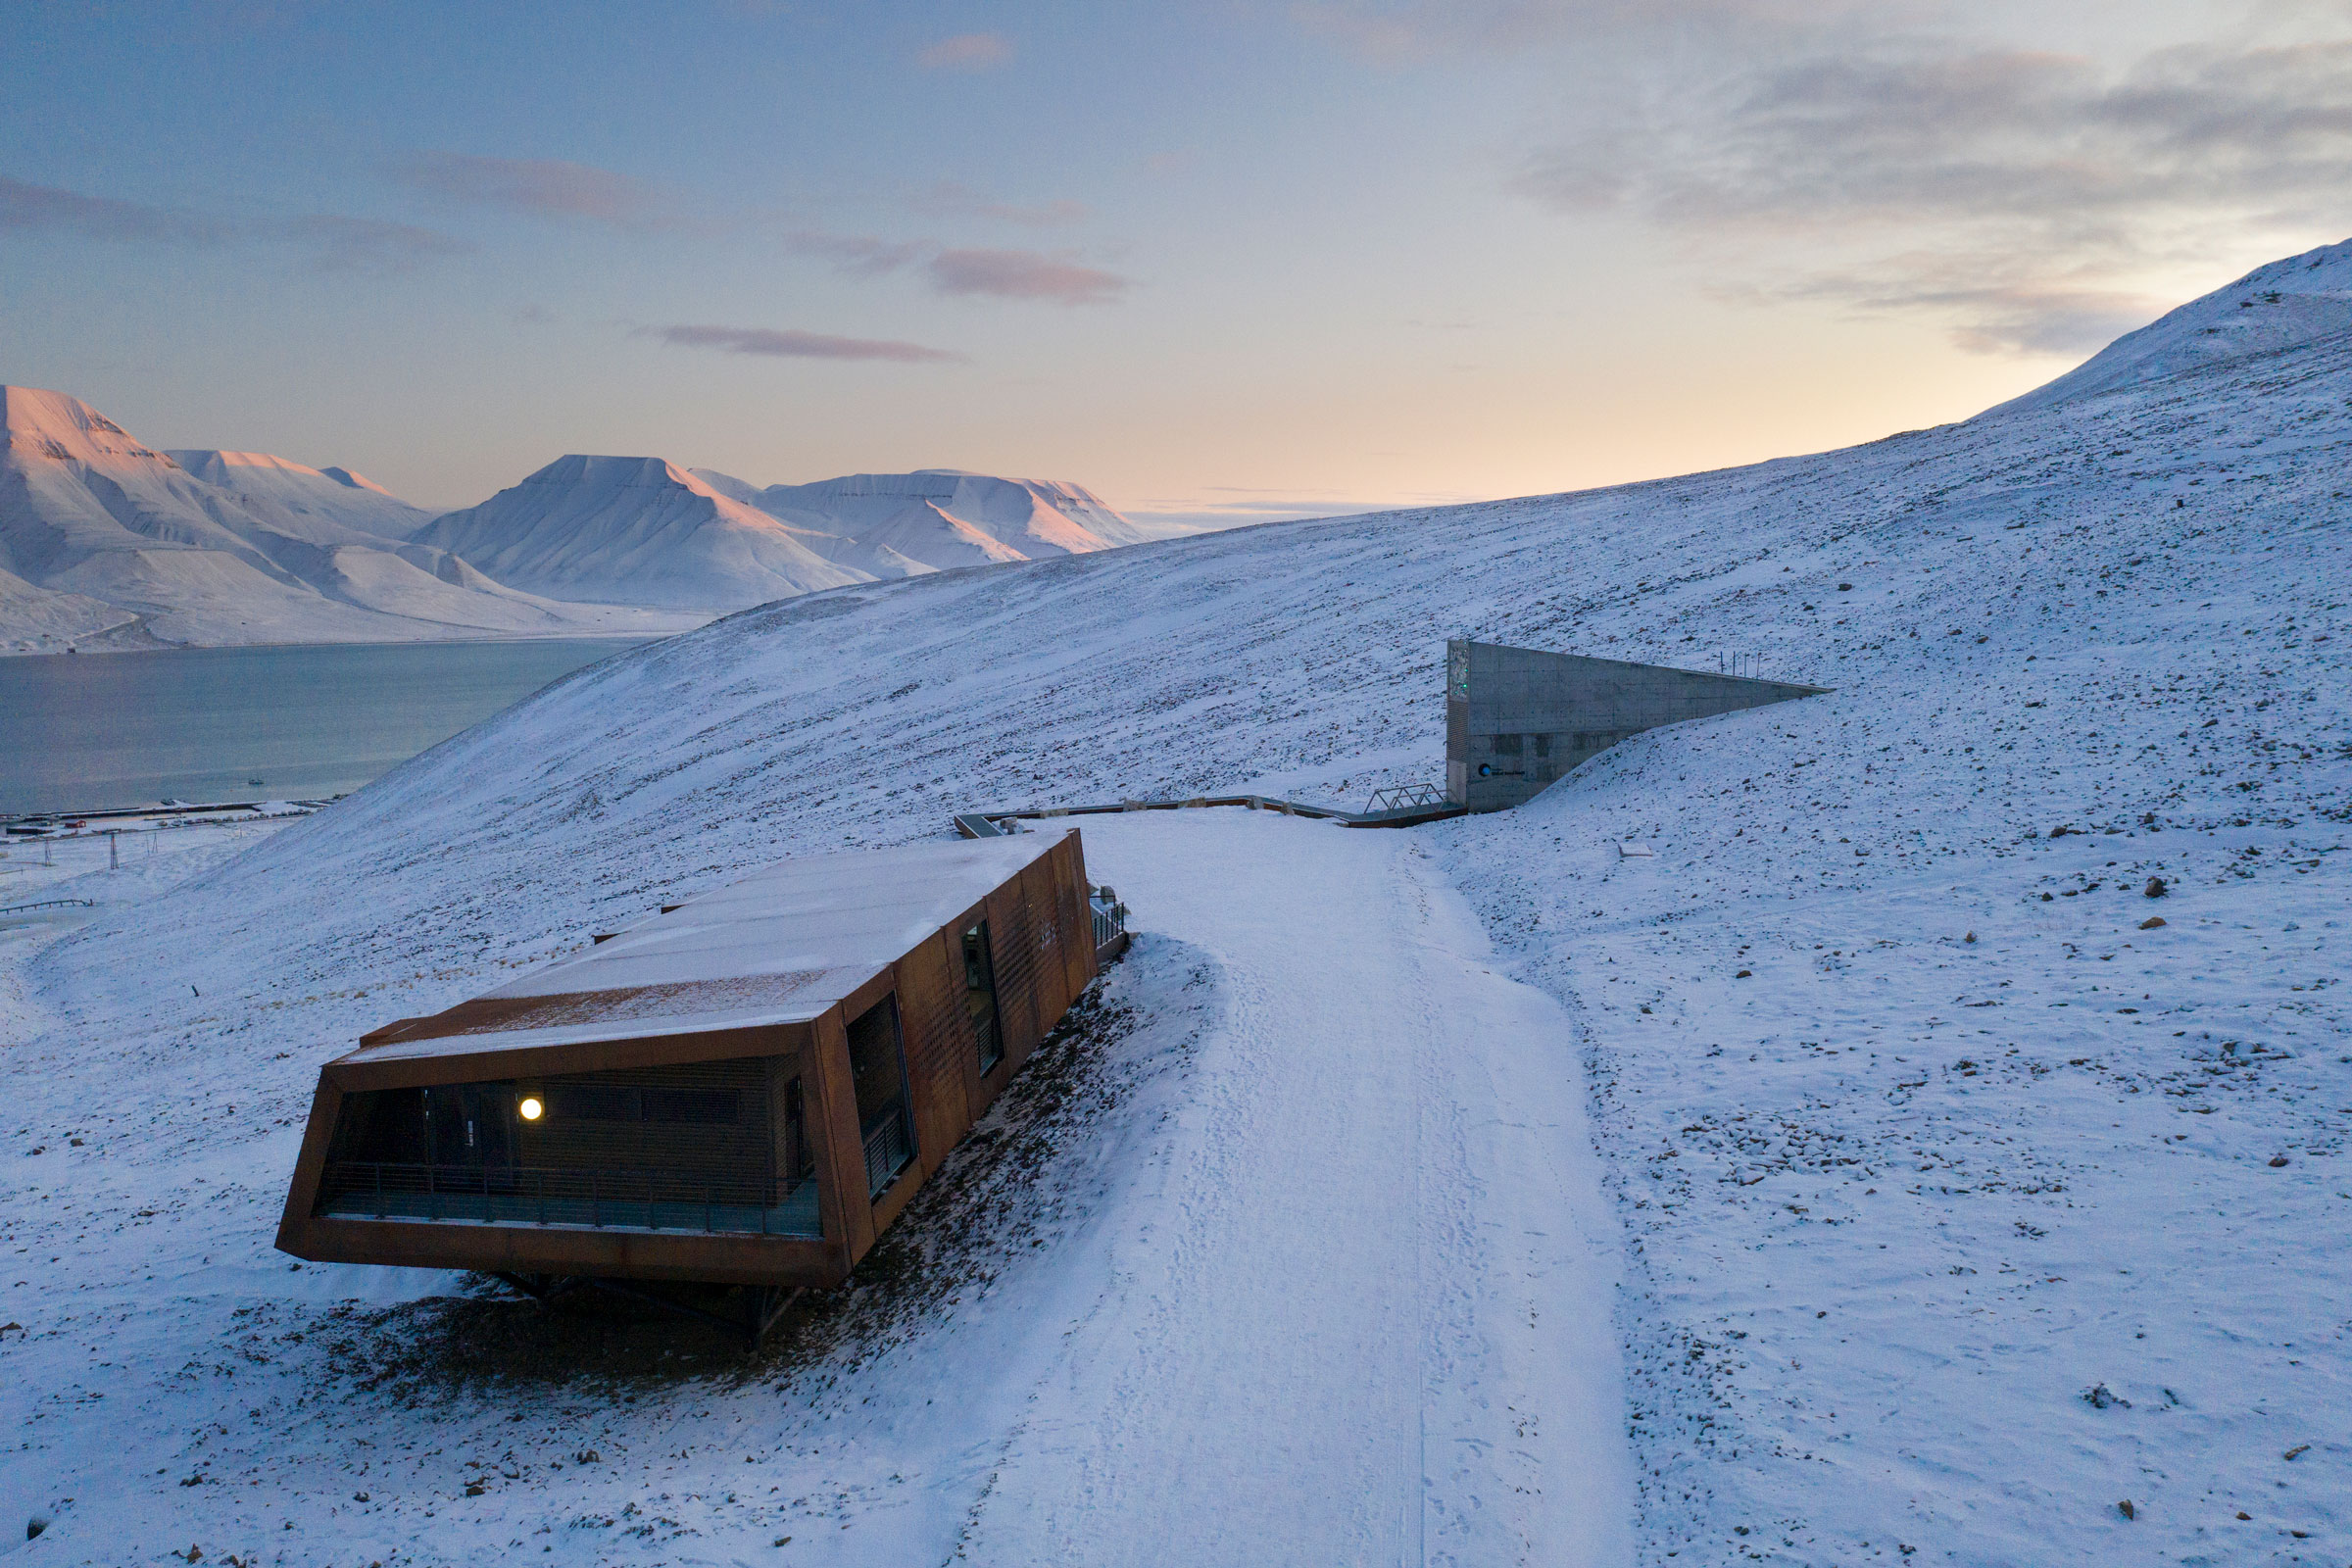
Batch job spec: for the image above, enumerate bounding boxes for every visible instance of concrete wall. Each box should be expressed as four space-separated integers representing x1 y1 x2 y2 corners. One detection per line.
1446 639 1827 811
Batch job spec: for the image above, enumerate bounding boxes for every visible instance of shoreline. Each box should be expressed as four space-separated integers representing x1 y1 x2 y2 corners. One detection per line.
0 625 698 662
3 797 338 832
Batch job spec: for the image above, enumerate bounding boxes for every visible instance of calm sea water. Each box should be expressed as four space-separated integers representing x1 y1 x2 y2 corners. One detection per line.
0 639 655 815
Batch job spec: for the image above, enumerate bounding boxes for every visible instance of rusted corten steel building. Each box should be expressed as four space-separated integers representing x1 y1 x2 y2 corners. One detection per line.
277 828 1097 1290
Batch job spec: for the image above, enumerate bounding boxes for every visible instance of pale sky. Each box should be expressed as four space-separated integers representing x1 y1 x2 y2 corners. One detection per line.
4 1 2348 525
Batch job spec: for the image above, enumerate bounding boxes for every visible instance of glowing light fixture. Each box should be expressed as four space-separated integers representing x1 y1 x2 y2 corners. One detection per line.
518 1096 544 1121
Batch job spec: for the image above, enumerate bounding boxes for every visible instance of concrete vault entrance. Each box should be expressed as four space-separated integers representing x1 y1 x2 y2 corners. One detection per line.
1446 638 1828 812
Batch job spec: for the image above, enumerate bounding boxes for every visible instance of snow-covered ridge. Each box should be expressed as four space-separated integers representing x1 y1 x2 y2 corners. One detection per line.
695 464 1154 576
1991 233 2352 415
318 465 398 496
1 383 177 468
165 448 432 541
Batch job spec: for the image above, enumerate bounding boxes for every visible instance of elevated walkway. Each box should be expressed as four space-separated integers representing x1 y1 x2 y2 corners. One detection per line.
954 786 1464 842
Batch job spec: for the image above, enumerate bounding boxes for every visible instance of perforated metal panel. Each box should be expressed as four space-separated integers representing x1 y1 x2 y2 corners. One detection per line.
992 873 1041 1062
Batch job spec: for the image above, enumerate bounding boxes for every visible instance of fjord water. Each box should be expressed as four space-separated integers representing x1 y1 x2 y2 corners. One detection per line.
0 638 654 814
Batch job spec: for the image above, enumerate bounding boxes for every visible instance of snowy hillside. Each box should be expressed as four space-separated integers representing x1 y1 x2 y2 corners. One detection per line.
1995 235 2352 414
0 388 694 653
0 563 127 648
4 254 2350 1564
414 455 870 612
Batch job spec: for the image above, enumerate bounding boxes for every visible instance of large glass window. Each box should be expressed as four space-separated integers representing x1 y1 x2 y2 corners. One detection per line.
314 1054 820 1237
963 920 1004 1073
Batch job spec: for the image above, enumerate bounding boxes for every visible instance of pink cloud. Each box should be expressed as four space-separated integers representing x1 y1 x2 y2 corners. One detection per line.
646 324 965 363
927 248 1129 305
392 152 670 227
917 32 1013 71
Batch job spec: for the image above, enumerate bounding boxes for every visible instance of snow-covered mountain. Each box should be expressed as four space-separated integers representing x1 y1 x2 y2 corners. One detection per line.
417 459 1152 609
1994 235 2352 414
164 449 432 541
0 387 695 653
10 243 2348 1564
412 455 869 612
694 466 1154 578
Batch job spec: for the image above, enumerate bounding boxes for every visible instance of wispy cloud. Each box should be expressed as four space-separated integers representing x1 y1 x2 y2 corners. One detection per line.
782 228 1132 304
927 247 1129 304
914 180 1088 226
0 175 228 244
1291 0 1863 63
1519 42 2352 231
0 173 471 273
377 151 1128 302
642 323 966 363
389 152 675 228
1754 270 2167 356
1510 31 2352 353
292 215 475 273
780 228 930 276
917 31 1013 71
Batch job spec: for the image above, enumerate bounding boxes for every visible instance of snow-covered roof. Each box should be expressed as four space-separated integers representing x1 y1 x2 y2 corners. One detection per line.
340 828 1071 1064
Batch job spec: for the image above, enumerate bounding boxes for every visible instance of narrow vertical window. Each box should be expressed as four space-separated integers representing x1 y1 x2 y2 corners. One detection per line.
846 995 915 1199
963 920 1004 1073
782 1075 812 1185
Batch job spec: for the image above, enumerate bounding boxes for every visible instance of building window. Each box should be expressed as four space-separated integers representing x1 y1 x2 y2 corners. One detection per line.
847 994 916 1199
963 920 1004 1073
312 1055 818 1237
782 1075 812 1185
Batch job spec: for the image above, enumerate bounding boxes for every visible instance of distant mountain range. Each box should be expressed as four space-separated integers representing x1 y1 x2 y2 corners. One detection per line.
698 467 1155 573
0 388 1168 653
419 459 1157 611
0 388 695 654
412 457 865 612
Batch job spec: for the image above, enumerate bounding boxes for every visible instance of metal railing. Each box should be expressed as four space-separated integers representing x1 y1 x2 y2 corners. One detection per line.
1091 886 1128 952
317 1160 821 1237
1362 782 1446 815
953 788 1465 837
0 898 95 916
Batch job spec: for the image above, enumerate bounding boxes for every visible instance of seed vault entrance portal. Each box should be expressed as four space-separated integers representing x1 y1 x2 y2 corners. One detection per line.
1446 639 1828 812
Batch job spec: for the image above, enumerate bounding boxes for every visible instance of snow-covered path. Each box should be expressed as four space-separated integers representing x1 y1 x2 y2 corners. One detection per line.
969 811 1631 1565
